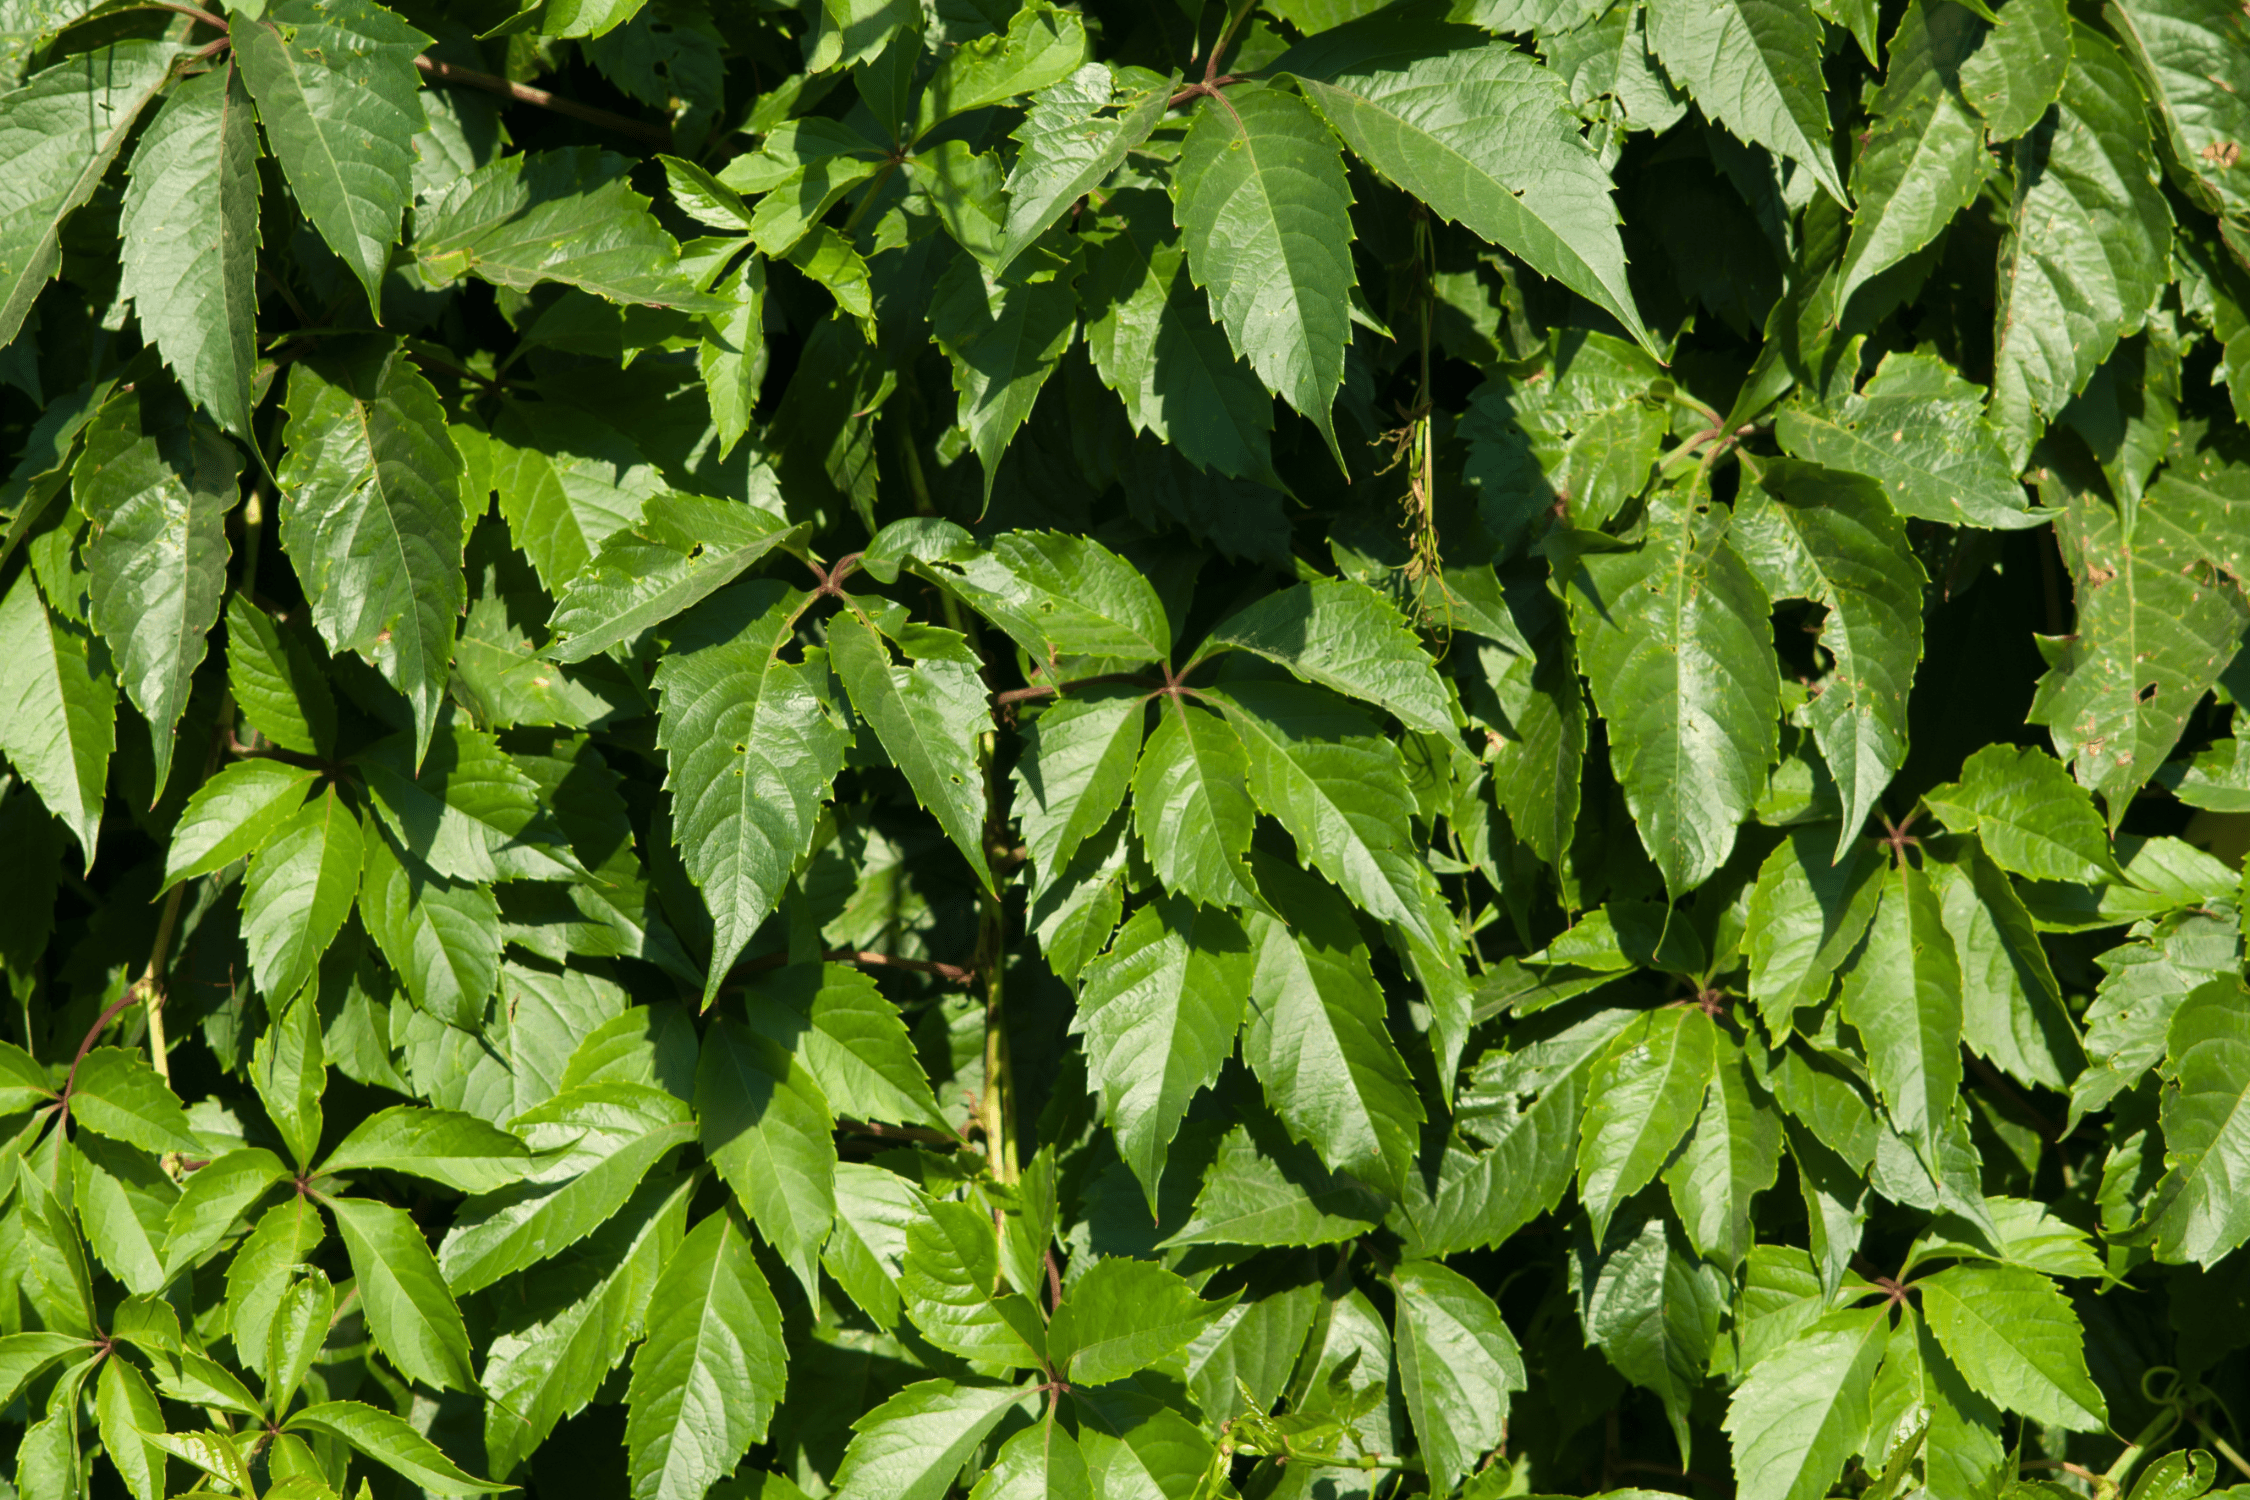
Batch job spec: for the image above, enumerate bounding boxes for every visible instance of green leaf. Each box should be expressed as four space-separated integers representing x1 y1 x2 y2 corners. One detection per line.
1837 858 1962 1176
94 1350 166 1500
930 246 1082 502
1202 579 1453 735
357 719 567 885
1132 698 1261 909
253 987 325 1171
1050 1257 1231 1386
319 1105 531 1193
1576 1210 1724 1460
0 40 180 349
1576 1005 1716 1241
118 59 260 439
1745 828 1883 1038
1013 688 1144 894
1645 0 1845 203
415 147 718 309
1732 461 1924 858
476 400 662 598
546 494 798 664
823 1161 924 1326
1865 1306 2006 1500
280 339 468 765
1775 351 2045 530
326 1195 476 1393
237 786 362 1006
72 1134 178 1296
883 526 1171 666
2107 0 2250 224
265 1268 333 1418
1161 1117 1389 1248
1990 24 2174 452
1279 20 1654 354
2028 477 2249 826
968 1424 1093 1500
831 611 992 891
1566 493 1780 895
1835 2 1989 310
1244 857 1424 1196
1916 1264 2108 1430
2138 979 2250 1265
1173 82 1358 458
901 1196 1045 1367
1462 335 1670 534
1664 1033 1784 1270
233 1 427 320
916 0 1088 137
998 64 1172 275
654 580 851 1003
696 1020 837 1300
165 1148 289 1272
701 252 767 458
438 1081 695 1293
742 962 946 1131
67 1046 197 1157
287 1399 507 1495
359 830 501 1028
160 758 313 890
224 595 336 757
1956 0 2069 141
1722 1308 1890 1500
1926 834 2081 1092
1073 896 1253 1205
1392 1260 1525 1491
828 1380 1029 1500
1924 743 2120 882
623 1209 788 1500
0 565 114 862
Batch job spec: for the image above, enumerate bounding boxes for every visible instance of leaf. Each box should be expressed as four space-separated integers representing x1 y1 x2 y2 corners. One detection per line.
1393 1260 1526 1491
165 1147 289 1272
2138 979 2250 1265
320 1105 531 1194
1745 829 1884 1037
1776 351 2045 529
623 1209 788 1500
695 1020 837 1300
1202 579 1453 735
265 1269 334 1417
224 595 336 757
1566 493 1780 895
547 494 799 663
1664 1034 1784 1270
1013 688 1144 894
0 40 180 349
1173 82 1358 458
280 338 468 764
743 962 946 1131
1278 19 1654 354
1916 1264 2108 1430
1837 858 1963 1175
1865 1306 2006 1500
930 245 1082 503
94 1351 166 1500
830 612 992 890
1645 0 1845 203
915 0 1088 136
1576 1005 1717 1241
477 400 662 597
233 0 426 320
1072 896 1252 1205
829 1380 1029 1500
968 1424 1093 1500
1733 461 1925 857
287 1400 507 1495
438 1081 695 1293
1243 857 1424 1196
359 830 502 1028
253 987 324 1171
1926 834 2081 1092
1050 1258 1231 1386
1722 1308 1890 1500
823 1161 925 1326
881 525 1170 665
415 147 717 310
0 565 114 861
1132 697 1261 909
998 64 1172 275
701 252 766 458
237 786 363 1006
654 581 851 1003
326 1196 476 1393
1990 24 2174 452
901 1196 1045 1367
357 718 567 885
2107 0 2250 224
1576 1210 1724 1460
1161 1117 1388 1248
1924 743 2121 882
2028 476 2249 825
1957 0 2069 141
1834 2 1989 310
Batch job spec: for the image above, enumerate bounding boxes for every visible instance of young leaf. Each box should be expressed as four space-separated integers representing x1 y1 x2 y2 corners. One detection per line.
94 1352 166 1500
253 988 325 1171
1576 1005 1717 1242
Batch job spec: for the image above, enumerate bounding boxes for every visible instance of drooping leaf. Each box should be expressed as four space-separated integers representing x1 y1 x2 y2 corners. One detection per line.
1664 1033 1784 1270
0 566 114 862
326 1196 475 1394
930 245 1082 502
546 493 800 664
2136 979 2250 1265
1132 697 1261 910
1836 857 1963 1179
830 611 992 891
1392 1260 1526 1492
998 64 1172 275
286 1399 508 1495
224 594 336 757
1575 1210 1725 1461
1201 578 1454 735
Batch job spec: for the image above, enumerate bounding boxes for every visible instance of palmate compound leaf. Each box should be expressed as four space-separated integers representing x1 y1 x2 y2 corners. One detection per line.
0 40 180 350
1566 492 1780 896
654 579 851 1004
1915 1264 2108 1430
0 562 115 863
117 58 260 441
1392 1261 1526 1493
2134 978 2250 1265
829 610 992 892
1730 461 1924 860
1722 1306 1889 1500
1644 0 1846 204
1990 23 2173 457
1073 896 1253 1207
232 0 426 322
623 1208 788 1500
1576 1004 1716 1243
1172 81 1357 461
1275 17 1655 355
279 338 468 767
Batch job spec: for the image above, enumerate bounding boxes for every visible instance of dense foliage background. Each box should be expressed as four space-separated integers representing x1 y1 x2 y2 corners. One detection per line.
4 0 2250 1496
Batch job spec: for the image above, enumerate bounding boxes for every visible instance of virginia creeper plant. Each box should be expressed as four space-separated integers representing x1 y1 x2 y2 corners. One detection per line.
3 0 2250 1497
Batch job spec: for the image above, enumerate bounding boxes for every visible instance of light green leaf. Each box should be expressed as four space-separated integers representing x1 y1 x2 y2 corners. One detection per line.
1745 828 1883 1038
1173 82 1358 458
1393 1260 1525 1492
1645 0 1845 203
901 1195 1045 1368
829 1380 1030 1500
1566 493 1779 895
237 785 362 1005
233 0 426 319
224 594 336 757
1577 1005 1716 1242
71 1134 177 1296
1073 896 1252 1205
1013 687 1144 895
998 63 1171 275
1916 1263 2108 1430
1161 1117 1389 1248
968 1423 1092 1500
623 1209 788 1500
1664 1034 1783 1270
319 1105 531 1194
1279 19 1654 354
327 1195 475 1393
1838 858 1962 1176
264 1268 333 1418
823 1161 925 1327
831 611 992 890
882 525 1171 665
1722 1307 1890 1500
1132 697 1261 909
547 493 799 664
0 564 114 862
696 1019 836 1300
165 1148 289 1272
161 759 315 890
655 580 851 1003
252 987 324 1171
478 400 662 597
1864 1307 2006 1500
358 829 498 1029
742 962 946 1131
701 251 767 458
94 1350 166 1500
1202 579 1453 735
287 1399 507 1495
0 40 180 349
916 0 1087 137
1050 1257 1231 1386
1926 834 2082 1092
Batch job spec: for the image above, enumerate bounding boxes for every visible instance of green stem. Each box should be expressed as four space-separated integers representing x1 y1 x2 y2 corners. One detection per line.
2191 1414 2250 1482
2100 1406 2182 1494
